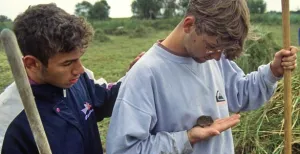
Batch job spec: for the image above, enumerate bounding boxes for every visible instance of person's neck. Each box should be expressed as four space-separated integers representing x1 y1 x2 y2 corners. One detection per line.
161 25 188 57
26 70 44 85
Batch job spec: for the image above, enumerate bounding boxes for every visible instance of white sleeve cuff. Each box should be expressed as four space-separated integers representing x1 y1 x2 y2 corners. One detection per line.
261 63 282 85
171 131 193 154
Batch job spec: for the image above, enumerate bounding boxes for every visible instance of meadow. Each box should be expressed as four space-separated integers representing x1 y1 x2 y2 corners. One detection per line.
0 16 300 153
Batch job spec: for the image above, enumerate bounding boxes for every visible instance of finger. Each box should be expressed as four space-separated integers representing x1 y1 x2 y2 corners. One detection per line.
138 52 145 57
283 64 297 70
129 58 139 66
128 57 140 70
282 55 297 62
189 127 220 141
274 49 287 58
281 50 294 57
214 114 240 123
290 46 299 54
214 117 229 123
230 113 241 118
214 114 240 126
222 118 240 129
135 56 140 61
206 128 220 136
281 61 296 67
132 57 140 64
216 120 240 132
223 114 240 125
224 114 241 122
214 118 240 132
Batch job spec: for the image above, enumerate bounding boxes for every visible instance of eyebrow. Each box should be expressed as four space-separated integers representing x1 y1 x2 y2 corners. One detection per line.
205 39 225 50
205 41 218 48
62 58 78 64
207 42 217 46
61 51 85 64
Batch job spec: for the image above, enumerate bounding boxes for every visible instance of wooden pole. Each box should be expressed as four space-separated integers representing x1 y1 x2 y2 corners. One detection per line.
0 29 52 154
281 0 292 154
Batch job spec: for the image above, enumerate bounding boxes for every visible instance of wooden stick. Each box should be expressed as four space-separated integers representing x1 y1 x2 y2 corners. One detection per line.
0 29 52 154
281 0 292 154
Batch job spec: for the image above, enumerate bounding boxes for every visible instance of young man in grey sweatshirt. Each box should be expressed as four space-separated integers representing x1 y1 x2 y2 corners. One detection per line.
106 0 298 153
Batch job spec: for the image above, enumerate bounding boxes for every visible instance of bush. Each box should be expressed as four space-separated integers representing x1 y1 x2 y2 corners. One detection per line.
150 18 179 30
129 26 154 38
103 28 115 35
0 22 12 32
112 27 129 36
93 29 111 42
235 26 281 74
154 23 175 30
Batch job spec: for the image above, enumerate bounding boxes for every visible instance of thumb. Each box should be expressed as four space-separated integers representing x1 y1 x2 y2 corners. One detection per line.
138 52 145 57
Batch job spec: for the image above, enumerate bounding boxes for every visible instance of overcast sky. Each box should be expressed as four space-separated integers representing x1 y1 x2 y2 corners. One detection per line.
0 0 300 20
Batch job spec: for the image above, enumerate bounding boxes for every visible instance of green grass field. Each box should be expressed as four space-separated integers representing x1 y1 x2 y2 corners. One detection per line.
1 24 298 91
0 22 299 152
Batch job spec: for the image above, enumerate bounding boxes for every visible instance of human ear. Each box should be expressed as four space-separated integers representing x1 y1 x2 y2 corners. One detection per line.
22 55 43 72
183 16 196 33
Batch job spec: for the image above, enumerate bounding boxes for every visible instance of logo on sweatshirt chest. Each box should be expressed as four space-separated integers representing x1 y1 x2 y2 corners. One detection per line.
216 90 226 105
81 102 94 120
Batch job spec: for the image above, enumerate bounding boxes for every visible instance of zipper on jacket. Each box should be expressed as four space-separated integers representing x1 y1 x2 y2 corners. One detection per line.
63 89 66 98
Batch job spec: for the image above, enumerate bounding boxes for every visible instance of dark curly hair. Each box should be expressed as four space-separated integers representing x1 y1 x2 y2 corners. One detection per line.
186 0 250 59
13 3 94 66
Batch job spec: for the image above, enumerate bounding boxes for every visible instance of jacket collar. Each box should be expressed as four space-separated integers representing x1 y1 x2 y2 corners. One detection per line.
31 84 65 102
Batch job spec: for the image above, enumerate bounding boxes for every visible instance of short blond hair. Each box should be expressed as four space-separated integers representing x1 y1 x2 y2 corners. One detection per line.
186 0 250 59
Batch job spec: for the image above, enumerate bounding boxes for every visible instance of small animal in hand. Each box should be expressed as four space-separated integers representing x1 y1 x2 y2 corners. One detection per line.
194 115 214 128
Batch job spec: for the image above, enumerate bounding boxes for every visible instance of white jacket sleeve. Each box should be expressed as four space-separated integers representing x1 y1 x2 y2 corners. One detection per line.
218 56 281 112
0 82 23 151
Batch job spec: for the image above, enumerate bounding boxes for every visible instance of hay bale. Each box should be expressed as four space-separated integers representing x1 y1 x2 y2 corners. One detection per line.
94 29 111 42
235 26 281 74
112 27 129 36
233 73 300 153
129 26 154 38
233 27 300 153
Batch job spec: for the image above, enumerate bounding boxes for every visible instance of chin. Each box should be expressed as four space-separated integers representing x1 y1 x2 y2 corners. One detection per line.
55 83 73 89
64 84 74 88
192 57 206 63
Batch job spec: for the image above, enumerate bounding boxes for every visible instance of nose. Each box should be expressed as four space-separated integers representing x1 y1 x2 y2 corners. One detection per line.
72 60 85 75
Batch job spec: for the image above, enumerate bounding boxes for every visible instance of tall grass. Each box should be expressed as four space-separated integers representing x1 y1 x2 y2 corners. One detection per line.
234 72 300 153
233 25 300 153
235 26 281 73
251 13 300 25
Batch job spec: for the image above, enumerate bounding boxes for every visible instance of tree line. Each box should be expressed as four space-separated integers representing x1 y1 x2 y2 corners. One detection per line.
73 0 292 20
1 0 300 22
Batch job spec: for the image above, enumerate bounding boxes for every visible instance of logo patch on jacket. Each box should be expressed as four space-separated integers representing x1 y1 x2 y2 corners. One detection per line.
216 90 226 105
81 102 94 120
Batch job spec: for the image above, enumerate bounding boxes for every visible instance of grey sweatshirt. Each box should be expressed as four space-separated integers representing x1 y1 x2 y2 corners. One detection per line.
106 43 280 154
